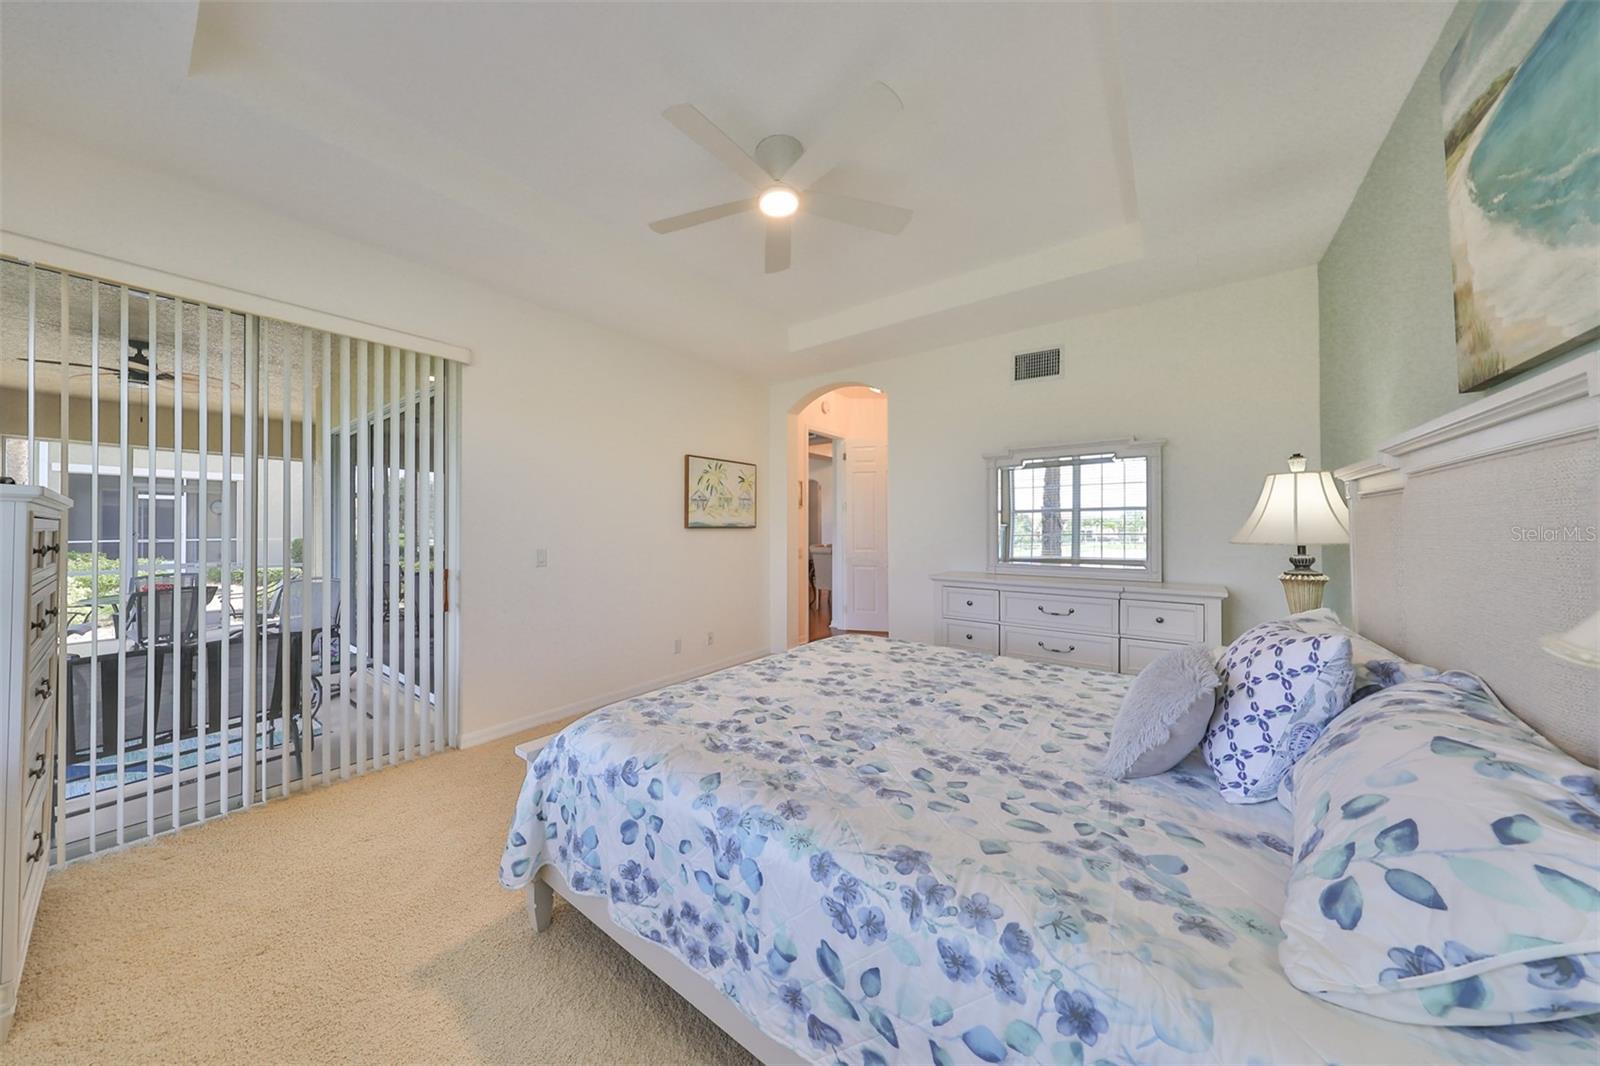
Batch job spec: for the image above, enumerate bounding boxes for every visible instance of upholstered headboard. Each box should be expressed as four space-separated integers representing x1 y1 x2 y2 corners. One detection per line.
1338 354 1599 766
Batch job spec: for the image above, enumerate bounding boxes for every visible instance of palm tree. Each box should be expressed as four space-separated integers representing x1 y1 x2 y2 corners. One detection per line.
693 462 730 515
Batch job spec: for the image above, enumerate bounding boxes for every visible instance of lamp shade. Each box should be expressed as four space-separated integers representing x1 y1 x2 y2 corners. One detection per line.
1232 454 1350 547
1543 609 1600 668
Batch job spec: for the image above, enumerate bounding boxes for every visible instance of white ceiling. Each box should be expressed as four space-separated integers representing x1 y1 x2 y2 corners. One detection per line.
0 2 1452 379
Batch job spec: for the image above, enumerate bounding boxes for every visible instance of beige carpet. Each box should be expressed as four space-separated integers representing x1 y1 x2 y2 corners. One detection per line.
7 731 760 1065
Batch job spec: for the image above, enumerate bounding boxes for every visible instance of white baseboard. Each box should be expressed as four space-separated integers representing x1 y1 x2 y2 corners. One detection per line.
457 647 770 749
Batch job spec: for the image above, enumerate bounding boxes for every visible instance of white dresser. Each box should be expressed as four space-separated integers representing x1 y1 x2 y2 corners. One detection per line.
1 485 69 1040
931 570 1227 673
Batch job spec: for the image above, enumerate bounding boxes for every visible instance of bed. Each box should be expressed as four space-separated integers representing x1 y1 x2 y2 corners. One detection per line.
500 354 1600 1064
499 636 1593 1064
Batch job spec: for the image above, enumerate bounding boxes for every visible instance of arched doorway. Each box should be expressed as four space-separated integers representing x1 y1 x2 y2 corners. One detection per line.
784 384 888 646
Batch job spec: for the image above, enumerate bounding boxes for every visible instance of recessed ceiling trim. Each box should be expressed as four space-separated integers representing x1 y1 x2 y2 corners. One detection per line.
186 1 782 363
1091 4 1140 226
1 0 1454 379
786 221 1144 353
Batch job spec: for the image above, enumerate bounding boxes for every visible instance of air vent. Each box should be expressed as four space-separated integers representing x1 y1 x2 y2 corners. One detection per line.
1013 347 1061 382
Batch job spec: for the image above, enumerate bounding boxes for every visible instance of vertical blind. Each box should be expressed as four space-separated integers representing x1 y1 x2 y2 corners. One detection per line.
0 257 463 861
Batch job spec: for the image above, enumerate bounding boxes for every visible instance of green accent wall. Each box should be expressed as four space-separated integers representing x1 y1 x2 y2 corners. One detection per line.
1317 1 1595 618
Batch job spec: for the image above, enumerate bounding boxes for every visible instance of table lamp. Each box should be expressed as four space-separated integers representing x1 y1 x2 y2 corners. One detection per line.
1232 453 1350 612
1543 609 1600 668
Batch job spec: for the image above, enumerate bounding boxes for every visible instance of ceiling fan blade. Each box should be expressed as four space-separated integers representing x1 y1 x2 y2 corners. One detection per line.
804 190 912 235
784 81 904 191
649 198 756 234
662 104 773 190
765 217 792 274
12 357 99 370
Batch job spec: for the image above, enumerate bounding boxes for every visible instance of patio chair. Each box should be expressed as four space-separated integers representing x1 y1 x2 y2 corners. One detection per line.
65 603 99 637
64 653 101 766
270 578 341 711
63 646 170 768
118 575 203 648
264 628 316 779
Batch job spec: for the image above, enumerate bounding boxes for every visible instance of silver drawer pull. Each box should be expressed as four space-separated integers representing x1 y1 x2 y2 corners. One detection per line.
26 831 43 863
1037 605 1075 617
34 677 52 700
1038 640 1075 654
28 753 46 779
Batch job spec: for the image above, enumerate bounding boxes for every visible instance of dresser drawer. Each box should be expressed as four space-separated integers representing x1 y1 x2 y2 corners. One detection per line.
26 579 61 667
28 513 62 588
942 586 999 621
1002 624 1118 671
21 686 54 808
1000 590 1117 634
943 621 999 654
25 648 57 734
1120 637 1184 674
19 758 51 872
1120 599 1206 643
16 773 51 952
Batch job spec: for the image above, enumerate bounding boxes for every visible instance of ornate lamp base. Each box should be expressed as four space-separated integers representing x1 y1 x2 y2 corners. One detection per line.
1279 569 1330 613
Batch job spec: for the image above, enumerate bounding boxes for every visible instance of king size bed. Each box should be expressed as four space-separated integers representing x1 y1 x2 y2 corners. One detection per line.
499 356 1600 1065
500 636 1594 1065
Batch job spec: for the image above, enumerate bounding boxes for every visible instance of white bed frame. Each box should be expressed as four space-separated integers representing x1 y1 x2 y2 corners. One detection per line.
513 354 1600 1064
1336 352 1599 765
513 741 794 1064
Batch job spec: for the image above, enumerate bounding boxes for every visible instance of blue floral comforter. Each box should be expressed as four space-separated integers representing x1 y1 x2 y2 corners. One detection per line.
499 636 1596 1064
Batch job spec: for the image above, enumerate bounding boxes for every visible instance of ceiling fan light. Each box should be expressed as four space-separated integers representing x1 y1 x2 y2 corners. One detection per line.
758 186 799 219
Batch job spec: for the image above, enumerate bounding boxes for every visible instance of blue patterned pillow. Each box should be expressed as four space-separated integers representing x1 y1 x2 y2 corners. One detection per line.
1288 608 1439 702
1279 674 1600 1026
1201 621 1353 804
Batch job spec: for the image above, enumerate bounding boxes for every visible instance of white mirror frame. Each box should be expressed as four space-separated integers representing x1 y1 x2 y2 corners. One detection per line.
985 437 1164 582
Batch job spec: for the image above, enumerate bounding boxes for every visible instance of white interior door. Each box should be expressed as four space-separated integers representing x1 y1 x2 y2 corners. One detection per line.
840 439 888 632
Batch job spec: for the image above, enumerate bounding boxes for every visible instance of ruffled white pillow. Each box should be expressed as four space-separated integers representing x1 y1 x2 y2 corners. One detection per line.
1100 644 1219 779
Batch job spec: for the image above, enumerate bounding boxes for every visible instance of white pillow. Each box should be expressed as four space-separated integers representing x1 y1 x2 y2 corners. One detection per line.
1279 673 1600 1026
1202 620 1354 804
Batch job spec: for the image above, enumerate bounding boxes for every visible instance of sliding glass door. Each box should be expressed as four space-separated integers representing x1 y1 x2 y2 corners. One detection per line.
0 256 463 861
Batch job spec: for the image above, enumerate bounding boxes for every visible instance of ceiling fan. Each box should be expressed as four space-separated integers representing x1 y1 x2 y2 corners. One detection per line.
15 339 180 387
649 81 913 273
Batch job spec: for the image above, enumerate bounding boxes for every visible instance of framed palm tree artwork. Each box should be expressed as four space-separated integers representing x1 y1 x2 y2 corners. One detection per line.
685 455 757 529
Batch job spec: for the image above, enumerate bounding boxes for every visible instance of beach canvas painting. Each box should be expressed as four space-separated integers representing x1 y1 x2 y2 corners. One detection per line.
1441 0 1599 392
685 455 756 528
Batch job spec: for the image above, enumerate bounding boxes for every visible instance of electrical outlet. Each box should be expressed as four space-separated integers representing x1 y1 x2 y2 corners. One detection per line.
674 638 682 655
535 548 548 568
706 631 715 647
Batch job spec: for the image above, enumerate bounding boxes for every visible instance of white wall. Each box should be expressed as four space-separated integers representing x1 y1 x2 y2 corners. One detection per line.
768 267 1322 649
3 122 770 745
